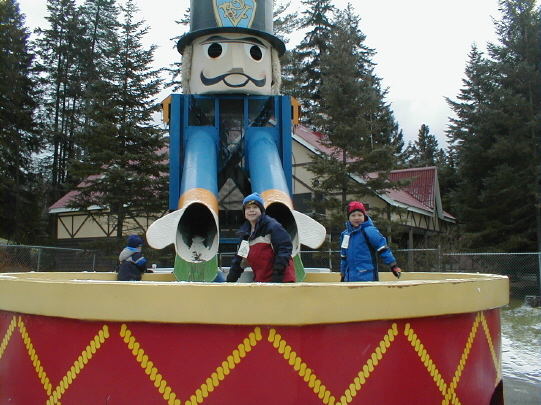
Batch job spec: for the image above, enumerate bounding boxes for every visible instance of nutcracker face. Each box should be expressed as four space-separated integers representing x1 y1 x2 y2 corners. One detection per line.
190 33 273 95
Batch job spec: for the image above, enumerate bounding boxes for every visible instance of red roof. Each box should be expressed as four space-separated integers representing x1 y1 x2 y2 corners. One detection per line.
389 167 437 211
294 125 354 162
293 125 454 220
51 130 454 221
50 147 169 212
49 174 102 211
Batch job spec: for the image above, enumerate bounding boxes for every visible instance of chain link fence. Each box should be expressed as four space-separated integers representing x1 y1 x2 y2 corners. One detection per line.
1 245 539 300
0 245 115 273
393 249 541 301
291 249 540 300
220 248 540 299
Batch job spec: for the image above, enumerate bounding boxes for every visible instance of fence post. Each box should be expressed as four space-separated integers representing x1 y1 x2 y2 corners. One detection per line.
408 227 414 270
437 245 442 272
93 252 96 272
327 234 332 270
538 252 541 299
37 247 41 272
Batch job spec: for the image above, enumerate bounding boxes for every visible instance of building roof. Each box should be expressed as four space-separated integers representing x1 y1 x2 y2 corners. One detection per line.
51 127 454 222
388 167 437 211
49 175 103 213
293 124 455 222
294 124 354 162
49 147 169 213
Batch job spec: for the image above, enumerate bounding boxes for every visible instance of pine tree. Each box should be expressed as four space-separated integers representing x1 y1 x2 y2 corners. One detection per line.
68 0 168 239
307 5 405 233
286 0 335 122
0 0 46 243
164 5 190 93
437 147 458 216
489 0 541 251
446 45 494 237
407 124 446 168
80 0 119 125
33 0 88 202
447 0 541 252
273 0 300 95
273 0 299 44
81 0 118 70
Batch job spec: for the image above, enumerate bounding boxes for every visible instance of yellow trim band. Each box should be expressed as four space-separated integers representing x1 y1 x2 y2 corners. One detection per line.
178 188 219 212
0 272 508 325
260 189 293 209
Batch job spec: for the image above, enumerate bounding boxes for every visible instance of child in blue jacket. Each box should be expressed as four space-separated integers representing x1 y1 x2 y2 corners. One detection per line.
117 235 150 281
340 201 402 282
226 193 295 283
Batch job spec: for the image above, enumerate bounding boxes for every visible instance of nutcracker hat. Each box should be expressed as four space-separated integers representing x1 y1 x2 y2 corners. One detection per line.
177 0 286 56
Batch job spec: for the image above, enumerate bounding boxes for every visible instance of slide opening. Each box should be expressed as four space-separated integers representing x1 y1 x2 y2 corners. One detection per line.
176 203 218 262
266 202 300 255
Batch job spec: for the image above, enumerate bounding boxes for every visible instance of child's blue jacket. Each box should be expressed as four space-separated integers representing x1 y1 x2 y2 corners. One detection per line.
340 216 397 281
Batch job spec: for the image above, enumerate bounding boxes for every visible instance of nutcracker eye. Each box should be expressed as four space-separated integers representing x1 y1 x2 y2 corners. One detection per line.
204 42 228 59
245 44 265 61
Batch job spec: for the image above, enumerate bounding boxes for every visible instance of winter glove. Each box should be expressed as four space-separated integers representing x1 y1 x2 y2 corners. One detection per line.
270 272 284 283
391 265 402 279
270 264 285 283
226 272 240 282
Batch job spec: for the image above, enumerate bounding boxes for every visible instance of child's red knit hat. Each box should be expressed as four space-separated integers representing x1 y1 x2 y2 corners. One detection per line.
347 201 366 217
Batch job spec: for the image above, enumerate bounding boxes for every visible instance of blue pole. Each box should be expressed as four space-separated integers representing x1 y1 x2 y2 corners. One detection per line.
245 129 290 196
169 95 182 210
180 128 219 197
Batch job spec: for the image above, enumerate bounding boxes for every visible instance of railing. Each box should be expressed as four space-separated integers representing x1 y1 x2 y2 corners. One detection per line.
1 245 539 300
0 245 113 273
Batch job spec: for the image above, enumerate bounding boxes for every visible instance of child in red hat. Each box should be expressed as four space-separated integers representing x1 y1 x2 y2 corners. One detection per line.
340 202 402 282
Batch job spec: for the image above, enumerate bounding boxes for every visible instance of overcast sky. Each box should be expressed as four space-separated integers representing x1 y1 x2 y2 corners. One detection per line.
17 0 501 146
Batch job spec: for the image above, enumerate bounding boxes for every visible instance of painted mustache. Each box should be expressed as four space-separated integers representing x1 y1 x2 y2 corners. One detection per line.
200 71 266 88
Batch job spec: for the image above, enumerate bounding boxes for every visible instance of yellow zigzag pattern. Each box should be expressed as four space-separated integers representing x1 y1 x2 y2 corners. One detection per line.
119 324 264 405
0 317 52 395
0 312 500 405
0 316 17 366
0 316 110 405
45 324 110 405
405 312 500 405
18 317 53 396
480 312 502 385
268 323 399 405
